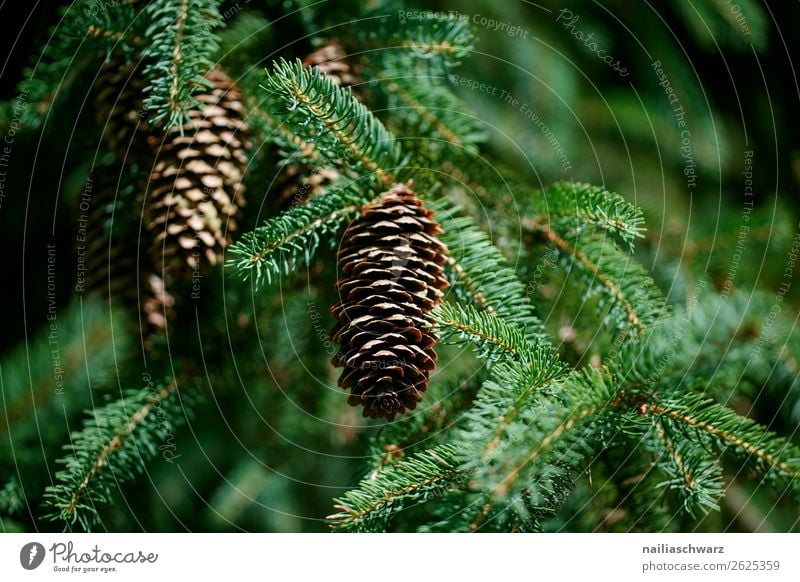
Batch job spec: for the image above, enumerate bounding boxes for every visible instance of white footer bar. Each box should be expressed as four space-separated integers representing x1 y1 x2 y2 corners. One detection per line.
1 533 798 581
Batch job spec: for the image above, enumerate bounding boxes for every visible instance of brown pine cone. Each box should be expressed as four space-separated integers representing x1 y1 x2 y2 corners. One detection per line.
147 67 250 278
331 183 449 420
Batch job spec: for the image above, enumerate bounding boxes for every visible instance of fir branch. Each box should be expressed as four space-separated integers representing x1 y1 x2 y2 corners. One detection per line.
227 184 365 287
0 477 26 516
44 379 189 530
4 0 140 131
438 159 520 223
216 10 272 72
673 0 767 51
375 70 487 154
358 12 475 69
472 403 601 529
654 418 724 515
460 368 617 530
142 0 223 128
431 302 562 382
432 302 525 360
636 415 725 517
529 225 666 335
436 202 547 340
0 297 127 466
522 182 645 253
0 517 25 533
227 67 321 165
265 59 401 186
643 394 800 485
366 374 485 471
328 444 468 532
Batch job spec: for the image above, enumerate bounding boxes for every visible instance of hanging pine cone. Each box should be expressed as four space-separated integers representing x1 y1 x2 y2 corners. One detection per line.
147 67 249 278
331 183 449 420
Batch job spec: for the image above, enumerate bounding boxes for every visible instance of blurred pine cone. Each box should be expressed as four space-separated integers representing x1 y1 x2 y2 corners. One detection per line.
95 57 151 160
302 41 361 93
77 163 174 338
147 67 250 278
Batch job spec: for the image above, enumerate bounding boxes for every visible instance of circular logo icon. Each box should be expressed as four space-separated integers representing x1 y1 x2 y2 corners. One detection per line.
20 542 46 570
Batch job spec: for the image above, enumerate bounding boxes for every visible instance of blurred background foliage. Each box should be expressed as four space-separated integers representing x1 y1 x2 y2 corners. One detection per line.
0 0 798 532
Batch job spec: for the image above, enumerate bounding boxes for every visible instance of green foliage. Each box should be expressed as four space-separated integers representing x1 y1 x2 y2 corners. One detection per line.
227 182 365 286
643 392 800 491
628 411 726 518
523 181 645 253
3 0 140 130
432 302 545 369
436 203 547 340
374 70 488 160
265 59 402 185
455 367 618 531
141 0 223 128
329 444 467 532
1 0 796 535
670 0 768 51
216 10 272 71
0 297 128 467
43 379 190 530
525 227 666 339
0 477 26 517
360 10 475 69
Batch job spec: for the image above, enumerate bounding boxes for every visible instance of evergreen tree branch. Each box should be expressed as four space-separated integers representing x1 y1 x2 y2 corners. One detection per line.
436 203 547 340
538 225 639 328
470 404 603 530
527 224 665 335
457 368 618 531
142 0 223 128
432 303 522 360
522 181 645 253
646 416 725 517
3 0 140 131
643 394 800 484
44 379 189 530
0 297 127 467
227 184 366 287
373 70 486 154
226 67 321 166
431 302 562 381
366 374 485 472
0 477 26 516
328 444 468 532
357 13 475 69
265 59 401 186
